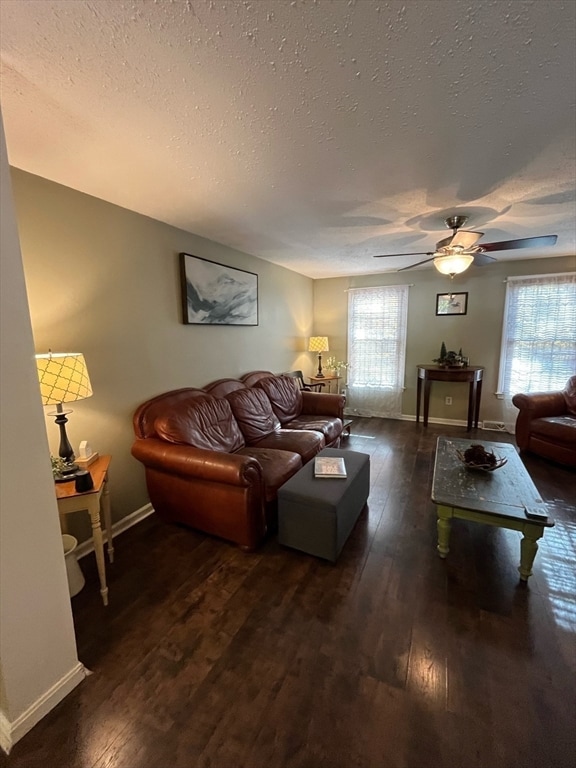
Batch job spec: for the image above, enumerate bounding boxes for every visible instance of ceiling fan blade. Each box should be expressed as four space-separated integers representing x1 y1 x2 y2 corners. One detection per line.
449 230 484 249
473 253 498 267
480 234 558 253
373 252 434 259
396 257 437 272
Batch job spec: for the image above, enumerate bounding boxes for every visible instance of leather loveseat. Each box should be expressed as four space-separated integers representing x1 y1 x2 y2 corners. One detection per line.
512 375 576 467
132 371 345 549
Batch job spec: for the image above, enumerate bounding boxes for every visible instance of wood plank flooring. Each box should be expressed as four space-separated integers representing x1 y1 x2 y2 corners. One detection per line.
4 420 576 768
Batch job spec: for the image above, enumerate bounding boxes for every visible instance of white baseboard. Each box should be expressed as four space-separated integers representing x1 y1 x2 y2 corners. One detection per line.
344 413 472 427
76 503 155 561
344 413 512 431
0 505 154 754
0 663 87 754
0 711 11 755
399 414 470 427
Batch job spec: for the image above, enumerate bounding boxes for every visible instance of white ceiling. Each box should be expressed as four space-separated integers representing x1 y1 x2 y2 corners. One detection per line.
1 0 575 279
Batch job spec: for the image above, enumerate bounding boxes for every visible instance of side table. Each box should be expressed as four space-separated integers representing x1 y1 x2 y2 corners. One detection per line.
309 375 341 393
55 455 113 606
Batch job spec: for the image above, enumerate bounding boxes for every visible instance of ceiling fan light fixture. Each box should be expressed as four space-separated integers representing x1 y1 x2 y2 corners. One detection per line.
433 253 474 277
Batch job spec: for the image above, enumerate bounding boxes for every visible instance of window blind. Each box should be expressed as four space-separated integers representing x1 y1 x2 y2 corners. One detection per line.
498 272 576 396
347 285 409 417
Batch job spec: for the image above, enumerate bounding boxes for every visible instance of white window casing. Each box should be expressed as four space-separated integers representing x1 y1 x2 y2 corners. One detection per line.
347 285 410 418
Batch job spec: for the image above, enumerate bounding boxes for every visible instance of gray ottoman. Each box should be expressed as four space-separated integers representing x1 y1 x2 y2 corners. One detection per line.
278 448 370 562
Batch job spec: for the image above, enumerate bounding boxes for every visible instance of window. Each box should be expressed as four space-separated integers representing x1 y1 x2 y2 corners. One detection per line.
498 272 576 396
347 285 409 418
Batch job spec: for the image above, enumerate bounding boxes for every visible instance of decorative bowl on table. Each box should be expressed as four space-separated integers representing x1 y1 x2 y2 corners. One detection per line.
456 444 508 472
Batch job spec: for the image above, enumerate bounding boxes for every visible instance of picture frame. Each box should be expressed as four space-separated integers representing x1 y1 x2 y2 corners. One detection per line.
436 292 468 316
179 253 258 326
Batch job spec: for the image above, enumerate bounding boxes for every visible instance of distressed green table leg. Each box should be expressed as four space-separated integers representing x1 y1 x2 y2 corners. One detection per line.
519 523 545 581
436 505 452 558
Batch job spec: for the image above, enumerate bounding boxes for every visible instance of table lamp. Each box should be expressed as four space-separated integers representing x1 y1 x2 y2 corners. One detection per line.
35 352 93 480
308 336 329 378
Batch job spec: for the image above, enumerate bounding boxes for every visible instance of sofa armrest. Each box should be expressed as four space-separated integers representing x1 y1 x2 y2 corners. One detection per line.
301 391 345 419
131 439 262 486
511 391 567 450
512 391 566 419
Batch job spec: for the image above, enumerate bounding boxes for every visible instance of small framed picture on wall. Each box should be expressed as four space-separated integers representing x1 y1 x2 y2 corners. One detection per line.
436 292 468 316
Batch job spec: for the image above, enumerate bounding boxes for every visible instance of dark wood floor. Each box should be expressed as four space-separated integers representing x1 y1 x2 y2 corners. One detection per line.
5 420 576 768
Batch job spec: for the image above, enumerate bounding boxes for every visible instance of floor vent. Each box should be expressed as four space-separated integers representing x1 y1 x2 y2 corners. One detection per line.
482 421 507 431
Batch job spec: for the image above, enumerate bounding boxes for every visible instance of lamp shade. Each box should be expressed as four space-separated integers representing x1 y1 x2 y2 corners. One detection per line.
35 353 93 406
308 336 329 353
433 253 474 276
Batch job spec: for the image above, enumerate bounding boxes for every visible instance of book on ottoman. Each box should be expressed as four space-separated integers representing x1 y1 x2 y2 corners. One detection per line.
314 456 347 478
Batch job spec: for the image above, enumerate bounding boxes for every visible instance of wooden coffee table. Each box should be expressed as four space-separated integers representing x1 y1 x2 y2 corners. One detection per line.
432 437 554 581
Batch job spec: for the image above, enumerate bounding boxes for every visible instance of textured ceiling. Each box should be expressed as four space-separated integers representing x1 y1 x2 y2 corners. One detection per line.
1 0 575 278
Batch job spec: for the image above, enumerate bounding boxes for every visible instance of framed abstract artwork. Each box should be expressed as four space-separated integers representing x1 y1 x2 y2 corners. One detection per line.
436 292 468 316
179 253 258 325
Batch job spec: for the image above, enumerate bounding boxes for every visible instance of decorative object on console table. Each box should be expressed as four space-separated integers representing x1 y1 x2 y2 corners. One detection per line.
308 336 329 377
35 352 93 481
433 342 468 368
179 252 258 326
436 292 468 316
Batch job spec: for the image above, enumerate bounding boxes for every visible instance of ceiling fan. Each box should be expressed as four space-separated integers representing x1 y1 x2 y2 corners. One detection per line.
374 215 558 277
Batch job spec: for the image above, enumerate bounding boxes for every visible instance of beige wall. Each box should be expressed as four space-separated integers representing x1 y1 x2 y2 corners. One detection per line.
11 169 314 540
1 118 82 750
313 255 575 424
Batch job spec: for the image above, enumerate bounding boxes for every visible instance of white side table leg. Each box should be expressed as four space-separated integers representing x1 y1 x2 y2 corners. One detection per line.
101 474 114 563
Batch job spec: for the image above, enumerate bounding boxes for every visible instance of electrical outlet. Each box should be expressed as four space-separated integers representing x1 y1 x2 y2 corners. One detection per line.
445 396 452 405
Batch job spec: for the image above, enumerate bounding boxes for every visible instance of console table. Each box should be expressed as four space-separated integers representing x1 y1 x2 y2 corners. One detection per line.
55 455 113 606
416 365 484 431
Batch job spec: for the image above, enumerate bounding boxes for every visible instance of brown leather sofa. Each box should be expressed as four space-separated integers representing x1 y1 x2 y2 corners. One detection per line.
512 375 576 467
132 372 345 549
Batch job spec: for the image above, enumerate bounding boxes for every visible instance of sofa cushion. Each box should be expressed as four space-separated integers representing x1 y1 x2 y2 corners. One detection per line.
251 429 324 463
240 370 275 387
133 388 207 439
236 446 302 503
284 415 342 446
226 387 281 442
255 375 303 424
154 395 245 453
530 415 576 447
204 378 247 398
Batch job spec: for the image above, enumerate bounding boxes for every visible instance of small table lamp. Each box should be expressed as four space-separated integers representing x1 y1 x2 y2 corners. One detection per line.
35 352 93 480
308 336 329 378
